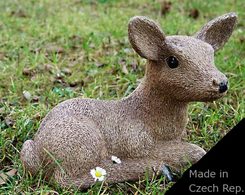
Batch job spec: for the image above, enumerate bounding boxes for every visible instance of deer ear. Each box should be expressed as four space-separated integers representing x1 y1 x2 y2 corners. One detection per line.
128 16 165 60
195 12 237 51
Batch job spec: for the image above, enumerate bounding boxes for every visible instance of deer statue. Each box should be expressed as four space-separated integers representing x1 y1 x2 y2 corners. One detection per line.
21 12 237 189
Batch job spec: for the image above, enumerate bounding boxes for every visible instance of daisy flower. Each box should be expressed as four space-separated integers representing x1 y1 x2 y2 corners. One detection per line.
111 155 122 164
90 167 106 181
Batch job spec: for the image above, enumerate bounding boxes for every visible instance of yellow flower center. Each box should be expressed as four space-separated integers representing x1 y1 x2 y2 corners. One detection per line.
95 170 102 177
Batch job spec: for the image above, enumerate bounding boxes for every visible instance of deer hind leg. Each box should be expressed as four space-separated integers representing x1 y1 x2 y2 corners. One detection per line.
20 140 41 175
54 168 94 189
30 117 109 184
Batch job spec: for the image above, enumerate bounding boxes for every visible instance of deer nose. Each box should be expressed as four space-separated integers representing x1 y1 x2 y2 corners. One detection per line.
219 81 228 93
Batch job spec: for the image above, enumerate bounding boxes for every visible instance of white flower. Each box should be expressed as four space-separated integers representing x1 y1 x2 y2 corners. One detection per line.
111 155 122 164
90 167 106 181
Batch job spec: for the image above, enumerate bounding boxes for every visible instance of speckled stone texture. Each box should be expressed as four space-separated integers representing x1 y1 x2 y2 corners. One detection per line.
21 13 237 189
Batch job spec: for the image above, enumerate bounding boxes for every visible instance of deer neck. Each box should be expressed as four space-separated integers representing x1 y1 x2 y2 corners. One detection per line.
122 62 189 140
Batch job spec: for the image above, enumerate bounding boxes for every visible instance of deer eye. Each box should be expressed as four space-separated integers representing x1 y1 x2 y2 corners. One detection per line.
166 56 179 69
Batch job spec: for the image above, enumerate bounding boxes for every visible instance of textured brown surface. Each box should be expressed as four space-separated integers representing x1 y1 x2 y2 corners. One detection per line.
21 13 237 189
195 12 237 51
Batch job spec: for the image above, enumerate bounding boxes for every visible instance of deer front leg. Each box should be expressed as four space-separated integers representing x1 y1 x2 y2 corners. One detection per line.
54 158 167 189
152 141 206 169
101 142 206 186
54 142 205 189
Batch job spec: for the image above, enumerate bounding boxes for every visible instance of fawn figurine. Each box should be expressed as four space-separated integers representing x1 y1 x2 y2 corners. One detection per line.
21 13 237 188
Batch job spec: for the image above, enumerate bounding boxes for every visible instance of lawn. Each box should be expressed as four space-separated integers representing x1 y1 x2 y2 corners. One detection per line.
0 0 244 194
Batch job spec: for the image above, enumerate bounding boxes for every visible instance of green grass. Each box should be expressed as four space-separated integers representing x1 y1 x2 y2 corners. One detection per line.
0 0 244 194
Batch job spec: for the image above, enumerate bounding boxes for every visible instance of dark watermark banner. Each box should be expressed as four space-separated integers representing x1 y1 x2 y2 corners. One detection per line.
166 118 245 194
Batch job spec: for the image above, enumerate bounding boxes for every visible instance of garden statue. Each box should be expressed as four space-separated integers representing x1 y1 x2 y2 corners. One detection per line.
21 12 237 188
